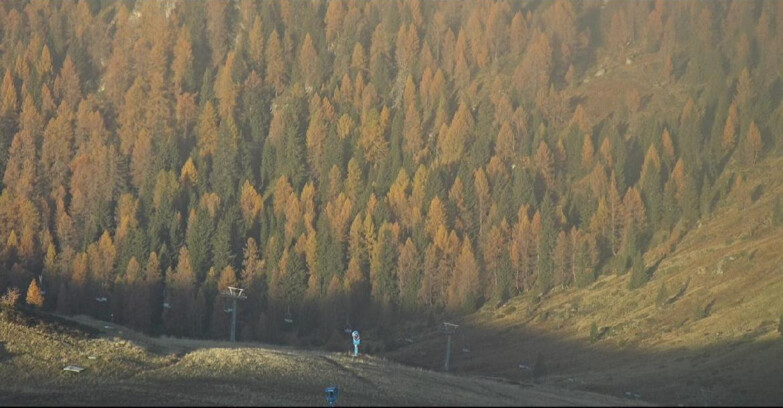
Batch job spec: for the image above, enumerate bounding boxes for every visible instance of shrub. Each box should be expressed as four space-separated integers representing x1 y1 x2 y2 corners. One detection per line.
589 322 599 343
778 315 783 335
692 302 709 321
0 288 20 308
537 310 549 322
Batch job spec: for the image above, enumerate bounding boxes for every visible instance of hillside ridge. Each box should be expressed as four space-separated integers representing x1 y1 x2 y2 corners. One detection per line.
389 154 783 406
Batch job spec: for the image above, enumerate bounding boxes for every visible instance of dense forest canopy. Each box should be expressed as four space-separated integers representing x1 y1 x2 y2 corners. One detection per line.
0 0 781 345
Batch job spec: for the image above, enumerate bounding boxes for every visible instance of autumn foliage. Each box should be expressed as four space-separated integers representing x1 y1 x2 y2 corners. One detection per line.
26 278 44 309
0 0 778 342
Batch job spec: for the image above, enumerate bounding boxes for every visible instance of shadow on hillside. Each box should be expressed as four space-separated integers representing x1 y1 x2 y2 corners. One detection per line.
2 307 100 339
385 313 783 407
0 342 12 363
8 302 783 406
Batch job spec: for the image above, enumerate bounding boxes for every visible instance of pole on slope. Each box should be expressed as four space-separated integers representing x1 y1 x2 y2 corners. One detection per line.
221 287 247 342
440 322 459 372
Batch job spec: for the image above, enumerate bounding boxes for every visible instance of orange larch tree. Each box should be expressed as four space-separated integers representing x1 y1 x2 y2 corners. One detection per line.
26 278 44 309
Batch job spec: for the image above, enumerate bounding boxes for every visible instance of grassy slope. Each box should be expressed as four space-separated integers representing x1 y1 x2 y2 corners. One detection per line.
389 153 783 406
0 310 638 407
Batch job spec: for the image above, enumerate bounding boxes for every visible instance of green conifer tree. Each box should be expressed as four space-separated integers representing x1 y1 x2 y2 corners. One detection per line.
628 251 647 289
187 209 214 281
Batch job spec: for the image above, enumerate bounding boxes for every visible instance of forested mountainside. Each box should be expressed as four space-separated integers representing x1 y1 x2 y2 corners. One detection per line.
0 0 781 345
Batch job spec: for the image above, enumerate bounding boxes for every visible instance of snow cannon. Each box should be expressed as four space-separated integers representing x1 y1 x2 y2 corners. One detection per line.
352 331 360 357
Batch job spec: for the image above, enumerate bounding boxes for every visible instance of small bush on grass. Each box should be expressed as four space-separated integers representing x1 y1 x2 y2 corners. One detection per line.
692 302 709 321
1 287 20 308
